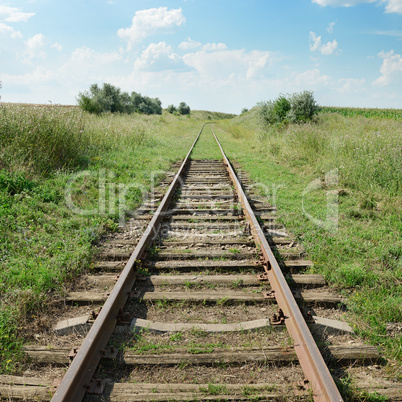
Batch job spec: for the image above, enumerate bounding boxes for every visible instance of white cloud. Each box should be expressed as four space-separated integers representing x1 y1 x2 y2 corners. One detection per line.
294 68 332 87
202 42 227 51
179 40 228 52
309 32 322 51
70 47 122 65
4 66 55 86
312 0 375 6
20 33 64 63
60 47 123 83
309 31 339 55
246 53 271 79
312 0 402 14
383 0 402 13
25 33 47 61
179 37 201 50
0 22 22 39
372 29 402 36
134 42 182 71
326 21 336 33
0 5 35 22
337 78 366 92
374 49 402 85
51 43 63 51
320 39 339 55
182 49 273 81
117 7 185 49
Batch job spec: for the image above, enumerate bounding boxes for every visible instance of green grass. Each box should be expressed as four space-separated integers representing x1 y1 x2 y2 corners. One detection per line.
190 123 223 160
213 110 401 375
187 341 225 354
2 102 401 394
0 104 232 374
130 329 226 355
199 383 228 396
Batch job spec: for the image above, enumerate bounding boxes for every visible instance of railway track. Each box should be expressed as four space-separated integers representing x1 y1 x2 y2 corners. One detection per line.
1 124 393 401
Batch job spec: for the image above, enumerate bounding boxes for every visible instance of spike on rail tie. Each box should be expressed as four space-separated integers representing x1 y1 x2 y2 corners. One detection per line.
68 348 79 364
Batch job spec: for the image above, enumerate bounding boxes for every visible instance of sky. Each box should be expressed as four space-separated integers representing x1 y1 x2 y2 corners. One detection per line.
1 0 402 113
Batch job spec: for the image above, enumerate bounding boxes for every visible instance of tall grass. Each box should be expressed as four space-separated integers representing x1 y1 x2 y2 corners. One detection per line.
0 105 89 174
0 105 160 176
256 113 401 196
214 109 401 369
0 104 223 373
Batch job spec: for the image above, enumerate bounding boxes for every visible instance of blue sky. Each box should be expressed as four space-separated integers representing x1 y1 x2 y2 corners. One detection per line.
1 0 402 113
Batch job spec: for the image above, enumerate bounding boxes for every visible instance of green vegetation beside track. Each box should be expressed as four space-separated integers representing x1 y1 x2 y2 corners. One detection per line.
214 110 401 378
0 103 400 391
0 104 231 373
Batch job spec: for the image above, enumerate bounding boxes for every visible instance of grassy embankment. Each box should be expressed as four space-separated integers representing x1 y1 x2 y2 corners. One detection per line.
213 108 401 377
1 102 400 391
0 104 231 373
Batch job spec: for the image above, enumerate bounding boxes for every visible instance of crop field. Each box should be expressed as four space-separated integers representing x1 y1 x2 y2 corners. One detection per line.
0 103 400 398
321 106 402 120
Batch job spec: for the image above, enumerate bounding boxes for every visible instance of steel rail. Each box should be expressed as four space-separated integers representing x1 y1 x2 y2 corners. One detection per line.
210 126 343 402
51 125 205 402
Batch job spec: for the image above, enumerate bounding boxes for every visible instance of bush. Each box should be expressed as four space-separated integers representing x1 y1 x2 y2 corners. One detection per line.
287 91 319 123
0 170 35 195
166 102 191 116
273 95 291 121
258 91 319 126
167 104 176 114
258 100 276 125
177 102 191 115
77 83 162 115
78 83 121 115
258 95 291 125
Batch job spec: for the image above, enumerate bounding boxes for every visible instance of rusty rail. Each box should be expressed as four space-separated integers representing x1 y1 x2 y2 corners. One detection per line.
210 126 343 402
51 126 205 402
52 123 342 401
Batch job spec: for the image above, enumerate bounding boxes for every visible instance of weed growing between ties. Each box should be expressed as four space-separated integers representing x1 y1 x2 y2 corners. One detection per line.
214 110 401 375
128 327 285 356
0 104 231 374
199 383 228 396
190 124 223 160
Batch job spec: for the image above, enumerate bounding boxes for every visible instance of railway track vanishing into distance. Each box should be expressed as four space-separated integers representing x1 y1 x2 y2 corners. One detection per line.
1 125 388 401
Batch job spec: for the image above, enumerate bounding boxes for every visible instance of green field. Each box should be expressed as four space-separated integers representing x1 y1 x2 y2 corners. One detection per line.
321 106 402 120
0 104 400 391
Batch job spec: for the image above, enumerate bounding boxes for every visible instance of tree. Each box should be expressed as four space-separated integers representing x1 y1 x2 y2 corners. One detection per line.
177 102 190 115
77 83 163 115
130 92 143 112
167 104 177 114
138 97 162 115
